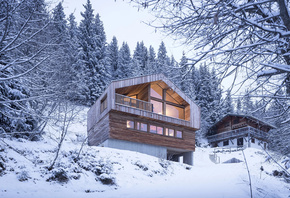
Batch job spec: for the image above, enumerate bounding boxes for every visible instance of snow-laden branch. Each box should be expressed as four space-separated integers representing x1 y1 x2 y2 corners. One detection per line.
257 62 290 77
0 55 50 81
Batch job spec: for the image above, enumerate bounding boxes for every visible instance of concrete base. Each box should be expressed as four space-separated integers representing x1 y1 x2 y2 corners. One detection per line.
99 139 194 166
100 139 167 159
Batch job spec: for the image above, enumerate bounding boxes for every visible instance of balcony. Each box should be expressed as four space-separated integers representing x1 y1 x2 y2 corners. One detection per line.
114 93 190 127
207 126 268 143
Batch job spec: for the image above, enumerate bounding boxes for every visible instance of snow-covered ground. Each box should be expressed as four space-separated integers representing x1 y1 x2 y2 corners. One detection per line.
0 106 289 198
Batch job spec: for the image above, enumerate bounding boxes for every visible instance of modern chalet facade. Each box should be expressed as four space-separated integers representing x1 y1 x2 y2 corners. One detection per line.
87 74 201 165
207 114 275 149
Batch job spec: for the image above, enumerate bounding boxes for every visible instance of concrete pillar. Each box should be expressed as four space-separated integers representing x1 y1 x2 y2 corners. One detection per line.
182 151 194 166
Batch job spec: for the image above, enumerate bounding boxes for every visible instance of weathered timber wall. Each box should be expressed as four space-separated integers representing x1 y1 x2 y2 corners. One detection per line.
109 111 195 151
88 113 110 146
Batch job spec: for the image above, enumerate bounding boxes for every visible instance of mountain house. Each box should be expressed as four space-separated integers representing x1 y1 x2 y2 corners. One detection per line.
207 114 275 149
87 74 201 165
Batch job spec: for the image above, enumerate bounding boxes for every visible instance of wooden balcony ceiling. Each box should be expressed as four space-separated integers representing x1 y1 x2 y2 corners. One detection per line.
116 82 149 96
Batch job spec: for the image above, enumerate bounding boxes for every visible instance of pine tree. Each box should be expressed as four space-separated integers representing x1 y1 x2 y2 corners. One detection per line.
195 65 223 138
223 90 234 115
76 0 109 105
267 91 290 155
132 41 148 76
236 97 242 114
107 36 119 80
156 41 170 74
118 42 132 79
242 90 254 115
179 52 189 93
147 46 156 75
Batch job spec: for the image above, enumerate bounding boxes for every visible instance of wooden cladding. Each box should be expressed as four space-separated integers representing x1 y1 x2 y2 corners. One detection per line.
109 111 195 151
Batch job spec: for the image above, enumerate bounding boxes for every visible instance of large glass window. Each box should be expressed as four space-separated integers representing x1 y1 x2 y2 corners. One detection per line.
150 125 157 133
151 100 163 115
127 120 134 129
157 127 163 135
137 122 147 132
150 84 163 99
166 104 184 119
176 130 182 138
165 128 174 137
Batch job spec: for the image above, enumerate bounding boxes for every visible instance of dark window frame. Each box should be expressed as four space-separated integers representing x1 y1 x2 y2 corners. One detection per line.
223 140 229 146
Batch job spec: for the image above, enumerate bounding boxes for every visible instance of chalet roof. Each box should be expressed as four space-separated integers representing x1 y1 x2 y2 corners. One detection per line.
108 73 197 107
210 113 276 129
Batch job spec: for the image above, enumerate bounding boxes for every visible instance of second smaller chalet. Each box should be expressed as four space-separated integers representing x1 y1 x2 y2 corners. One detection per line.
207 114 275 149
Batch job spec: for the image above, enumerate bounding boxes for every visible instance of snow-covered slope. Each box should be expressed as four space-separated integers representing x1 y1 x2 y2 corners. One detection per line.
0 107 289 198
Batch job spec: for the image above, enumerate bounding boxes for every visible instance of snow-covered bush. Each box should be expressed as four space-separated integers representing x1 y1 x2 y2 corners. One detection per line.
134 161 148 171
17 170 30 182
97 173 115 185
47 168 69 183
0 156 5 176
159 159 171 169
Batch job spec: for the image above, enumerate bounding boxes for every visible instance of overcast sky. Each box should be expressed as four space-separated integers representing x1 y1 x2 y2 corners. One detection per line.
59 0 186 61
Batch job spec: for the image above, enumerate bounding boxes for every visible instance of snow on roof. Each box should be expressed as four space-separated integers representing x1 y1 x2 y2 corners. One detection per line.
210 113 276 129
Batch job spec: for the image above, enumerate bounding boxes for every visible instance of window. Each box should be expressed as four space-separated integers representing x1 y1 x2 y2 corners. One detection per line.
157 127 163 135
176 130 182 138
150 125 157 133
166 104 184 119
137 122 147 132
251 138 255 143
150 84 163 99
127 120 134 129
233 118 239 124
165 128 174 137
223 140 229 146
224 122 230 128
151 100 163 114
100 95 107 113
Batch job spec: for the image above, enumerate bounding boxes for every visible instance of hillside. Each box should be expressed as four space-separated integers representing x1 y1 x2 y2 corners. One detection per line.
0 107 289 198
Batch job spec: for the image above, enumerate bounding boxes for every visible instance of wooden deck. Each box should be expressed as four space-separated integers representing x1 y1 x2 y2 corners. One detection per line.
207 126 268 143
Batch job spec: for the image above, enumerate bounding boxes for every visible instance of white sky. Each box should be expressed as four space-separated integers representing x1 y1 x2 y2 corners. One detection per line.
59 0 186 61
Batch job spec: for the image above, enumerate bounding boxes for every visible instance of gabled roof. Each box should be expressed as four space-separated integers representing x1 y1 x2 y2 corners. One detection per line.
210 113 276 129
109 73 196 106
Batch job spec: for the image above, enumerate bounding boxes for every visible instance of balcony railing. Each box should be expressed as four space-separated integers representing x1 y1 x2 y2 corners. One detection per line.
115 93 153 111
114 93 190 127
207 126 268 143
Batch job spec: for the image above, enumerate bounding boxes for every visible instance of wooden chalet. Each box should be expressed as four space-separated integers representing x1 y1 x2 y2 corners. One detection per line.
87 74 201 165
207 114 275 149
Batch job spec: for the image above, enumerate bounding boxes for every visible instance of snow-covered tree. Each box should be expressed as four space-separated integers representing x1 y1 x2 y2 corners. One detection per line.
156 41 170 74
132 41 148 76
107 36 119 80
147 45 156 75
118 42 132 79
236 97 242 114
0 0 52 138
179 52 189 93
76 0 110 105
223 90 234 115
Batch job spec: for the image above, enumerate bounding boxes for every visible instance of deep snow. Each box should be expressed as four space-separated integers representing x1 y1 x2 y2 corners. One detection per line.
0 106 289 198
